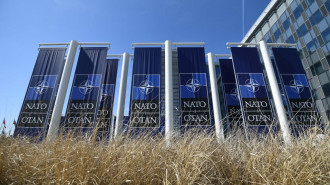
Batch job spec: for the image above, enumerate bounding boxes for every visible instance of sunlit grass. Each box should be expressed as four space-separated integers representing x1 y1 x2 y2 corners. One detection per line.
0 130 329 184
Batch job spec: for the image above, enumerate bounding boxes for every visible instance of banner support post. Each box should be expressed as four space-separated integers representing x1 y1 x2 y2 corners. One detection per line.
207 52 225 142
47 40 78 142
114 52 130 138
259 40 292 145
165 40 173 147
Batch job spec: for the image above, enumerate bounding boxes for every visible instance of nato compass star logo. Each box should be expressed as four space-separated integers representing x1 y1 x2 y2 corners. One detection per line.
245 78 260 93
185 79 201 93
230 88 239 101
34 81 49 94
289 80 304 94
139 80 155 95
79 80 93 95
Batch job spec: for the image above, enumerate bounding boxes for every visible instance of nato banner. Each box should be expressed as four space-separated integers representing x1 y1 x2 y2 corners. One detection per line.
219 59 243 129
272 59 292 119
231 47 274 126
272 48 318 125
64 47 107 128
178 47 211 126
96 59 118 132
129 47 161 128
15 48 66 136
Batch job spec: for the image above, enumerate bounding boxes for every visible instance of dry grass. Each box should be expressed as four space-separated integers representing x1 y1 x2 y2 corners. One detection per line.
0 130 329 185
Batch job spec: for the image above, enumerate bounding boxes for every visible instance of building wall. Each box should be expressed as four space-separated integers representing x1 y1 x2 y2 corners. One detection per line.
243 0 330 123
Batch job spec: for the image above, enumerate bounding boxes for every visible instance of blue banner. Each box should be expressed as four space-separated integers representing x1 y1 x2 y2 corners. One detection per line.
271 59 292 119
272 48 319 126
129 47 161 128
219 59 243 130
231 47 274 126
15 48 66 137
96 59 118 133
178 47 211 126
64 47 107 129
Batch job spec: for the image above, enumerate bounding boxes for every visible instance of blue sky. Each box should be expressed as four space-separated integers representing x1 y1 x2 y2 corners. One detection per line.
0 0 270 132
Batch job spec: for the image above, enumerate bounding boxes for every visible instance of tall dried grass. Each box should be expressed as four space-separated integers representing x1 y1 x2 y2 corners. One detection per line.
0 130 329 184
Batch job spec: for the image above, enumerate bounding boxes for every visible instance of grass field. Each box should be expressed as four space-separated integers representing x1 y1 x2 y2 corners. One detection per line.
0 130 329 184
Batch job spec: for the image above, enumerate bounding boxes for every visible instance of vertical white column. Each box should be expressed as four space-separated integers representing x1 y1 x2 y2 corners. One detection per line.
165 40 173 146
47 40 78 142
114 52 130 138
207 53 224 143
259 40 291 145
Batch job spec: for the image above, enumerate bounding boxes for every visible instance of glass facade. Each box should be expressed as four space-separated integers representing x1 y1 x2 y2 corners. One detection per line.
244 0 330 123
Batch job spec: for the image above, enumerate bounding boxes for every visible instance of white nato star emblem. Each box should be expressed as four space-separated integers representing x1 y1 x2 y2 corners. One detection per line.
79 80 93 95
186 79 201 93
289 80 304 94
139 80 154 95
230 88 239 101
34 81 49 94
245 78 260 93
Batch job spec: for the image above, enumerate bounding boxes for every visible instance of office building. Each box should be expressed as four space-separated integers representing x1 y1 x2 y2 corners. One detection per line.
242 0 330 123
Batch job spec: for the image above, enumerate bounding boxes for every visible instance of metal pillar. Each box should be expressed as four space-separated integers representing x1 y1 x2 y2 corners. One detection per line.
259 40 291 145
114 52 130 138
207 53 225 142
47 40 78 142
165 40 173 146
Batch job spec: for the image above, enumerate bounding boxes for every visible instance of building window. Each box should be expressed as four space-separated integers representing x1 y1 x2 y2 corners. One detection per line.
317 19 329 33
322 99 329 110
321 28 330 43
307 41 317 54
292 5 304 19
308 1 320 14
326 15 330 25
305 0 315 6
264 32 273 43
280 10 291 31
274 30 282 40
282 18 291 31
290 0 299 11
277 2 287 17
285 28 293 38
286 35 295 43
303 33 313 44
310 62 324 75
309 78 316 89
272 22 281 41
311 50 320 63
310 10 324 26
261 23 270 35
319 72 329 85
322 83 330 97
256 30 263 42
296 16 305 27
269 13 277 27
297 24 309 37
325 1 330 12
310 29 317 39
327 42 330 53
